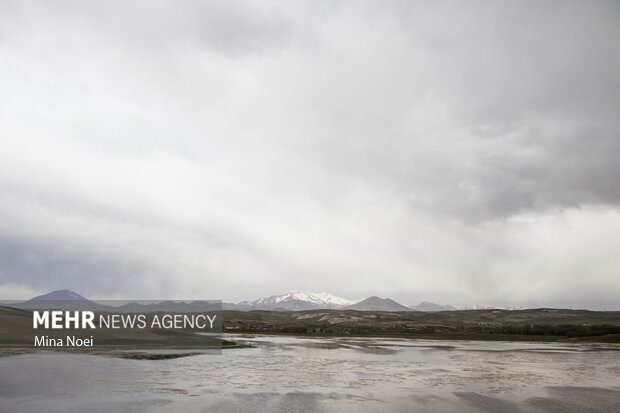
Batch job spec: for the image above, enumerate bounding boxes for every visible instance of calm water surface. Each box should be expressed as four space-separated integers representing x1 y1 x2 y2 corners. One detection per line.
0 336 619 412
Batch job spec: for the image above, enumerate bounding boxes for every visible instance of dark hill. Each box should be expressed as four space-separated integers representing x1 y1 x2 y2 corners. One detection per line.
346 296 412 311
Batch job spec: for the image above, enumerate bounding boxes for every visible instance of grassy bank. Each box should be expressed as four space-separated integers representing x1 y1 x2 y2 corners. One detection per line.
222 309 620 343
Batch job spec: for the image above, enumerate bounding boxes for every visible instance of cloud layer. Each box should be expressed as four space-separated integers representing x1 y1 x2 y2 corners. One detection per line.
1 1 619 308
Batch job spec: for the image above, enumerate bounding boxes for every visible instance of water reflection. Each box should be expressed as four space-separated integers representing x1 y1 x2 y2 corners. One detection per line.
0 336 618 412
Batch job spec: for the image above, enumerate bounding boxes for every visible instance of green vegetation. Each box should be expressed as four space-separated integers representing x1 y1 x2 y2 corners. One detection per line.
222 308 620 343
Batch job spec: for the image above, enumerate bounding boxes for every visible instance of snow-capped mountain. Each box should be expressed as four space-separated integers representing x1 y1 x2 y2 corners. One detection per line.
237 291 355 311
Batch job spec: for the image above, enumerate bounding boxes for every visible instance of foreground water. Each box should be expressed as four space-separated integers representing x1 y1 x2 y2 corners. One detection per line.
0 336 619 412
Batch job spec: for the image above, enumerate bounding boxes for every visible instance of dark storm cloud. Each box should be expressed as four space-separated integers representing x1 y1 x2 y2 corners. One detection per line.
0 1 619 307
0 235 129 296
270 0 620 221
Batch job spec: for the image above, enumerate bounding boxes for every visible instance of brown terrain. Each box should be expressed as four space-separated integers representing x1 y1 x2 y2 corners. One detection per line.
222 308 620 342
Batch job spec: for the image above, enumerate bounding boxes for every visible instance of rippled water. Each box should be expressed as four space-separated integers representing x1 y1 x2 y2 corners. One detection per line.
0 336 619 412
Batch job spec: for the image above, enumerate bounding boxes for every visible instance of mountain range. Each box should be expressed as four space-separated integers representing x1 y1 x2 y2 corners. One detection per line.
230 291 460 312
233 291 355 311
8 290 220 312
5 289 463 312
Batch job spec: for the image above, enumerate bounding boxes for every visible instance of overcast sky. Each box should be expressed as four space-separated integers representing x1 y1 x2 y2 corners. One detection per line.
1 1 619 309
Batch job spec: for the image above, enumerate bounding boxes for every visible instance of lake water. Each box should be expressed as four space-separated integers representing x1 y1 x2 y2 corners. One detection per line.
0 336 619 412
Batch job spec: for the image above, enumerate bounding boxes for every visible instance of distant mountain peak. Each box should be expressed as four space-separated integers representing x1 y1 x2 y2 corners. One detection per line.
409 302 457 312
30 290 88 301
10 289 108 311
346 296 411 312
237 291 355 310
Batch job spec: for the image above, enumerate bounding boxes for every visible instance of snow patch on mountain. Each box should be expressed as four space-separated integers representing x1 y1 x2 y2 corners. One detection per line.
240 291 354 308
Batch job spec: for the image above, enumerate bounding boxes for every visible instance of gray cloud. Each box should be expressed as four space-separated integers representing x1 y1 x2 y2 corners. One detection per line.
0 1 619 308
